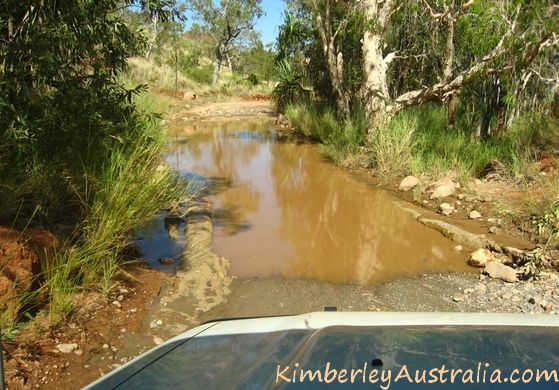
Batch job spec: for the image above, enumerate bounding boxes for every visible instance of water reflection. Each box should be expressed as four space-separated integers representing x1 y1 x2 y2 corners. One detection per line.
167 120 470 285
135 213 186 271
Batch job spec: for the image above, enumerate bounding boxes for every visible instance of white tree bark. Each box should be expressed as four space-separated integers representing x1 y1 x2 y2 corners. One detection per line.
314 0 351 118
361 0 394 128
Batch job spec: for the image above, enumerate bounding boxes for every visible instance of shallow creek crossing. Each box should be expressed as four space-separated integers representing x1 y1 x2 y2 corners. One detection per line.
129 118 492 340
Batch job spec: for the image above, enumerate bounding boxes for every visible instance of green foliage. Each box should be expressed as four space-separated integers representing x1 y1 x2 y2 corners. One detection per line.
184 64 215 85
287 102 536 182
367 114 417 177
272 60 308 112
275 12 308 63
190 0 263 84
247 73 259 86
506 113 559 158
0 1 187 323
528 185 559 246
285 102 367 164
536 202 559 243
0 0 176 223
236 42 276 82
406 106 532 180
45 125 186 321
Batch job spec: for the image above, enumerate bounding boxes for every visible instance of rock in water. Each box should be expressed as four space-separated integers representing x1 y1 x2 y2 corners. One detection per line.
159 257 175 265
468 248 494 267
469 210 482 219
483 262 517 283
439 203 455 216
399 175 420 191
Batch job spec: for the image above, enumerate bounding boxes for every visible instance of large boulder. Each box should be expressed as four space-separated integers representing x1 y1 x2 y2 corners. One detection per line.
468 248 494 267
399 175 420 191
484 262 517 283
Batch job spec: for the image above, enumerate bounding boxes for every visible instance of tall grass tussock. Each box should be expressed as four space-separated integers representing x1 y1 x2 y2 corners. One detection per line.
285 102 539 182
46 131 187 320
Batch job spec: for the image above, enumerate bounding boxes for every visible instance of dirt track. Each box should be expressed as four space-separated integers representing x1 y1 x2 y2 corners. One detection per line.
3 98 558 389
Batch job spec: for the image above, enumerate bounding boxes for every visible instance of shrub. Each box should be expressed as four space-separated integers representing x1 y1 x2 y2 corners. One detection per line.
184 64 214 85
247 73 259 86
45 119 187 321
272 60 308 112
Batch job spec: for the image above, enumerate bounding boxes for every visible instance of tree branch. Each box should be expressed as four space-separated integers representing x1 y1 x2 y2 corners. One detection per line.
393 5 528 110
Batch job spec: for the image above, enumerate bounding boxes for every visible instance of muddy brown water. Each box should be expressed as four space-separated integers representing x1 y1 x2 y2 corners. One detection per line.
163 119 470 285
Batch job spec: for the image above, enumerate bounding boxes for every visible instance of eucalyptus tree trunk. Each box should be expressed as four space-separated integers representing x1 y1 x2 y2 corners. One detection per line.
443 15 457 128
362 32 392 126
361 0 395 130
315 0 350 118
226 52 233 72
212 43 226 86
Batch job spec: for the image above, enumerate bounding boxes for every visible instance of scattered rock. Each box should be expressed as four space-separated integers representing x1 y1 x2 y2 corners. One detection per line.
158 257 176 265
501 292 512 300
164 224 180 240
484 262 517 283
275 114 290 127
439 203 455 216
494 253 514 266
102 344 109 349
56 343 78 354
399 175 420 191
111 300 121 308
74 349 83 356
153 336 164 346
488 226 499 234
429 178 458 199
454 245 463 252
182 91 197 100
453 294 465 302
468 248 494 267
528 297 537 305
469 210 482 219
